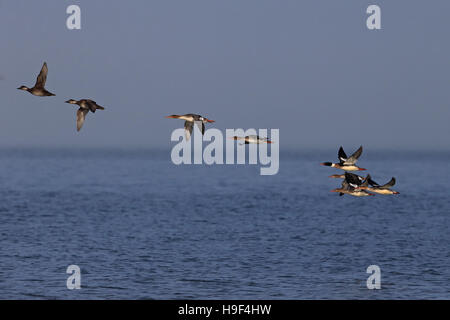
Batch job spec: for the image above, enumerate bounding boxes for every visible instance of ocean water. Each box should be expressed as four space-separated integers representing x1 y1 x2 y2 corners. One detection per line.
0 148 449 299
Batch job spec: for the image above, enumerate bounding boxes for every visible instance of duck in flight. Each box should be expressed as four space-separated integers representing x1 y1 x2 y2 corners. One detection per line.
65 99 105 131
230 135 272 144
166 114 215 140
321 146 366 171
17 62 55 96
356 175 400 195
331 172 375 197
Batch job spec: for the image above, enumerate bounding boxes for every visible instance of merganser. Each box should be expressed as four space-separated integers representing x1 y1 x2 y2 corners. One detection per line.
331 172 375 197
65 99 105 131
356 175 400 195
230 135 272 144
18 62 55 96
166 114 215 140
321 146 366 171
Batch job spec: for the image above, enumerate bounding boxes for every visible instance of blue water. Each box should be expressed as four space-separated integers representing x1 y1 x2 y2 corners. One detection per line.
0 148 449 299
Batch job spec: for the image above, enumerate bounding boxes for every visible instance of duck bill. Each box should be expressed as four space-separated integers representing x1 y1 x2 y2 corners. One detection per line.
165 115 178 119
205 118 215 123
265 140 272 144
393 191 400 195
358 168 367 171
330 189 339 193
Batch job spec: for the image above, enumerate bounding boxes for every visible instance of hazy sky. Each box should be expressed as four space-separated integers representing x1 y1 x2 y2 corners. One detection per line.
1 0 449 150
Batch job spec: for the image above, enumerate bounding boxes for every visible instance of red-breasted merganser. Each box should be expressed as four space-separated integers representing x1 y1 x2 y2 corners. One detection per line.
65 99 105 131
321 146 366 171
331 172 375 197
166 114 215 140
356 175 400 195
17 62 55 97
230 135 272 144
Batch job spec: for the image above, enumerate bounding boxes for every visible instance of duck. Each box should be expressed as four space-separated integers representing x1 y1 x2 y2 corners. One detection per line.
166 114 215 140
230 135 272 144
331 172 375 197
356 175 400 195
17 62 55 96
321 146 366 171
65 99 105 131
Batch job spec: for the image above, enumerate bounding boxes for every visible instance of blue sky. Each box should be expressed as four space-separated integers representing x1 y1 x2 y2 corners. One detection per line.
1 0 449 150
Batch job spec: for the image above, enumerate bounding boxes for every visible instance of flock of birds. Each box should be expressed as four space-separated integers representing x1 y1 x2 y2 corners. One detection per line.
18 62 273 144
18 62 105 131
321 146 400 196
18 63 399 197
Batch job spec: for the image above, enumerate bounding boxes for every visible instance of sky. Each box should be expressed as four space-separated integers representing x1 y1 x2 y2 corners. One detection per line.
1 0 449 150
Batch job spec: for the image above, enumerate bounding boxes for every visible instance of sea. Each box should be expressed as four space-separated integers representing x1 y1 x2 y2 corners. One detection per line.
0 148 449 299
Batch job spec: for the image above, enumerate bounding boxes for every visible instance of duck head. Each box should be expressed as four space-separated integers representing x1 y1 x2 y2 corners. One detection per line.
65 99 78 104
321 162 333 167
17 85 29 91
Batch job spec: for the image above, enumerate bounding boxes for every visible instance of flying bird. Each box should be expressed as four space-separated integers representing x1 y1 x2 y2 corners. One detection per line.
65 99 105 131
166 114 215 140
17 62 55 96
230 135 272 144
321 146 366 171
331 172 375 197
356 175 400 195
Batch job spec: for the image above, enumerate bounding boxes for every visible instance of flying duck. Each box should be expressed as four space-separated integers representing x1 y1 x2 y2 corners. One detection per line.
331 172 375 197
166 114 215 140
17 62 55 96
65 99 105 131
230 135 272 144
321 146 366 171
356 175 400 195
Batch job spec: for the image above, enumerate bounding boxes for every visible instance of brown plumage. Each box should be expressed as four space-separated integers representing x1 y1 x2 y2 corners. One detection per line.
65 99 105 131
17 62 55 96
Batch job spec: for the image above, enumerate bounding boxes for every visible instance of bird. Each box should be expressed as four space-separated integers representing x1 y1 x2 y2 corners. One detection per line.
17 62 55 96
321 146 366 171
65 99 105 131
166 114 215 140
356 175 400 195
230 135 272 144
331 172 375 197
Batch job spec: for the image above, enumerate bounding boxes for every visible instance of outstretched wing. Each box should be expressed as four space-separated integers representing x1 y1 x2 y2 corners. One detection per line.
344 146 363 165
194 121 205 135
184 121 193 140
345 172 363 188
380 177 396 189
338 146 348 164
77 108 89 131
34 62 48 88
